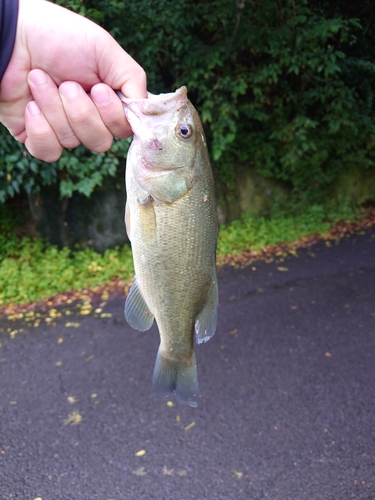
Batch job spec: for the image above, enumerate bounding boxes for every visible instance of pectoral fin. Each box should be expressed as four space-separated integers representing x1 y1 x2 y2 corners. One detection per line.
195 278 218 344
125 276 154 331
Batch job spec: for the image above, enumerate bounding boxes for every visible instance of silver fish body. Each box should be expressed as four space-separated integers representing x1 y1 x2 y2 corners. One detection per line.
119 87 218 407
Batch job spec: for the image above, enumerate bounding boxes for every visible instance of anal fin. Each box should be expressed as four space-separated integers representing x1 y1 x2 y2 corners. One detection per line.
195 277 218 344
125 276 154 331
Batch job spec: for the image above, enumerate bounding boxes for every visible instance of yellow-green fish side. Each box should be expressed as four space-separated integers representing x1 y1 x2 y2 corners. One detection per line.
122 87 218 407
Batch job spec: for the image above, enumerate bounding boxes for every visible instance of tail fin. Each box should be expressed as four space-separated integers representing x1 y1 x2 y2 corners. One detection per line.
152 347 199 407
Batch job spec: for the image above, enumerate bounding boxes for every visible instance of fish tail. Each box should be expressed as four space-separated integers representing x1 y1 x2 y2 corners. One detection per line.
152 347 199 407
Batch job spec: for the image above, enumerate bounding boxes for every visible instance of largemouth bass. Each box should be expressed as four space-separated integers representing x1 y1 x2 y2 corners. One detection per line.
119 86 218 407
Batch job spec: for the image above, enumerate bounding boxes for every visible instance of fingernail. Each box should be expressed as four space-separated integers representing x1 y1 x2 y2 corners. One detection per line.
91 85 110 105
27 101 41 116
29 69 48 86
60 81 79 99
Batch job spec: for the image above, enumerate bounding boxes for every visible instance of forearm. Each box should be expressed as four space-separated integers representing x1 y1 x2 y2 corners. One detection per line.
0 0 19 80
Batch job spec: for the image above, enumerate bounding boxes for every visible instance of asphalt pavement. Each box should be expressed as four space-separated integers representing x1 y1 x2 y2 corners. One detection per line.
0 228 374 500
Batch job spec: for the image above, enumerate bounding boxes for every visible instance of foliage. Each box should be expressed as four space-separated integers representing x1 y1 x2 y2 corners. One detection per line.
75 0 375 208
0 205 134 305
1 0 375 211
0 133 129 203
0 201 360 305
217 201 361 255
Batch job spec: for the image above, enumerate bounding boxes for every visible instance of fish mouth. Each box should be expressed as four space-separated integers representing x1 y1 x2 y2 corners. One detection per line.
117 86 188 117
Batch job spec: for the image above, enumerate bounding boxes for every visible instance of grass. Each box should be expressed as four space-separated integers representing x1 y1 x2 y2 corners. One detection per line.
0 205 135 305
217 202 360 255
0 201 362 306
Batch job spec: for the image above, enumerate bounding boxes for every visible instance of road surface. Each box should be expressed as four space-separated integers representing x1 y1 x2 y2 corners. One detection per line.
0 229 374 499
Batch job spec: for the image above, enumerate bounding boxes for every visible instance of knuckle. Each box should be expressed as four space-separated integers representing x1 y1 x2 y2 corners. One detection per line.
132 65 147 85
58 129 81 149
43 151 63 163
113 124 132 140
138 67 147 84
69 110 92 127
27 141 62 163
103 116 123 131
60 138 81 149
30 130 54 146
90 136 113 153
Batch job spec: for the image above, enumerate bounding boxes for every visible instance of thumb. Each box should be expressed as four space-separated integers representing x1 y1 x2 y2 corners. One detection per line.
95 31 147 99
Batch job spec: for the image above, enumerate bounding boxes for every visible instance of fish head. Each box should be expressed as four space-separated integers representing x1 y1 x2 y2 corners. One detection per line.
119 87 206 172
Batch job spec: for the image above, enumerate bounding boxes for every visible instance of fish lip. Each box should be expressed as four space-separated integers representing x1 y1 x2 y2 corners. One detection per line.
118 86 187 105
117 86 188 117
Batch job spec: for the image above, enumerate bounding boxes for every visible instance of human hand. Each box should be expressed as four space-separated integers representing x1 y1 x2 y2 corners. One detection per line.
0 0 147 162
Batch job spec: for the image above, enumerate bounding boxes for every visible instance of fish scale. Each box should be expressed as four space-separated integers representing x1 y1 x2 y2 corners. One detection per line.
119 87 218 407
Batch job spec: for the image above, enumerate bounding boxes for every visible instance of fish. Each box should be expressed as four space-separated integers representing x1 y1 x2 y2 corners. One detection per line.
118 86 218 407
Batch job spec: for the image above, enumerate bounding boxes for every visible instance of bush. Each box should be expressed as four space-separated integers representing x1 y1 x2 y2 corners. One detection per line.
1 0 375 211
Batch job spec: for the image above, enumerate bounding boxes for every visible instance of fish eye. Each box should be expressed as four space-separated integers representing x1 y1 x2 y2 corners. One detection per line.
177 123 193 139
